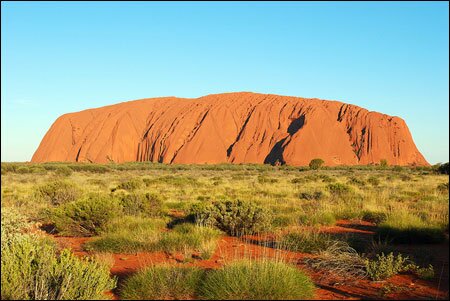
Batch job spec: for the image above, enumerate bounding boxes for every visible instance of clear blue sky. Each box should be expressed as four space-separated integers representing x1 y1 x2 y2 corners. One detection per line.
1 1 448 163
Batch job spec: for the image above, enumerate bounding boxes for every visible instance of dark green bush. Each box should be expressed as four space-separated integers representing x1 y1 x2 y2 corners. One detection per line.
298 191 323 201
437 182 449 193
115 178 143 191
118 192 164 217
49 194 121 236
435 162 449 175
362 211 387 224
257 176 278 184
55 166 73 177
347 176 366 187
36 180 81 206
326 183 352 196
190 200 272 236
309 158 324 170
367 176 380 186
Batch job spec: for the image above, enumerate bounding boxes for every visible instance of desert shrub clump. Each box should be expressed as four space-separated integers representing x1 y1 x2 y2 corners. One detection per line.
118 192 165 217
199 259 315 300
115 178 143 191
326 183 352 197
1 235 116 300
36 180 81 205
362 211 387 224
120 265 204 300
309 158 324 170
49 194 121 236
365 252 412 281
190 200 272 236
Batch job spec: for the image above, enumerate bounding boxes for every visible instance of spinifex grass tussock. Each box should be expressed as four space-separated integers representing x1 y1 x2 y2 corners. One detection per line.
120 265 204 300
199 259 315 300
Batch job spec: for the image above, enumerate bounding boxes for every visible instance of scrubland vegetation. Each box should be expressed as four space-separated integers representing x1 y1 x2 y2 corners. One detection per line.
1 161 449 300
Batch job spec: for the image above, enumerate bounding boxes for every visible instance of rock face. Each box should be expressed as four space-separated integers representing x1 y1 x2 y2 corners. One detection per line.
31 92 429 166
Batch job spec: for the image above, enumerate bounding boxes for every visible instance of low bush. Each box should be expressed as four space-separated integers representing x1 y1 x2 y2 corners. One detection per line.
120 265 204 300
115 178 142 191
298 191 323 200
36 180 81 206
257 176 278 184
1 207 32 242
199 259 315 300
55 166 73 177
362 211 387 224
309 158 324 170
367 176 380 186
365 252 412 281
118 192 164 217
327 183 352 197
190 200 272 236
49 194 121 236
347 177 366 187
1 235 116 300
437 182 449 193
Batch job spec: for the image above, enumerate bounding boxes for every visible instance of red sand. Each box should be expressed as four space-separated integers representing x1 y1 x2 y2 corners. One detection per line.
31 92 428 166
49 220 448 300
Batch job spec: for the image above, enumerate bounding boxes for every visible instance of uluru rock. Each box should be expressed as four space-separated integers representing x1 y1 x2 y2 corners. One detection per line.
31 92 429 166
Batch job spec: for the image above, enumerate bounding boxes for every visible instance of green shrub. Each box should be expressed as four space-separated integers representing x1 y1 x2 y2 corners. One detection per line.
1 235 116 300
55 166 73 177
380 159 388 167
367 176 380 186
437 182 449 193
298 191 323 200
120 265 204 300
17 166 31 174
118 192 164 217
309 158 324 170
36 180 81 206
1 207 32 243
67 164 111 173
190 200 272 236
199 259 314 300
257 176 278 184
49 194 121 236
365 252 412 281
348 176 366 187
277 231 333 253
362 211 387 224
115 178 143 191
326 183 352 196
415 264 435 280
